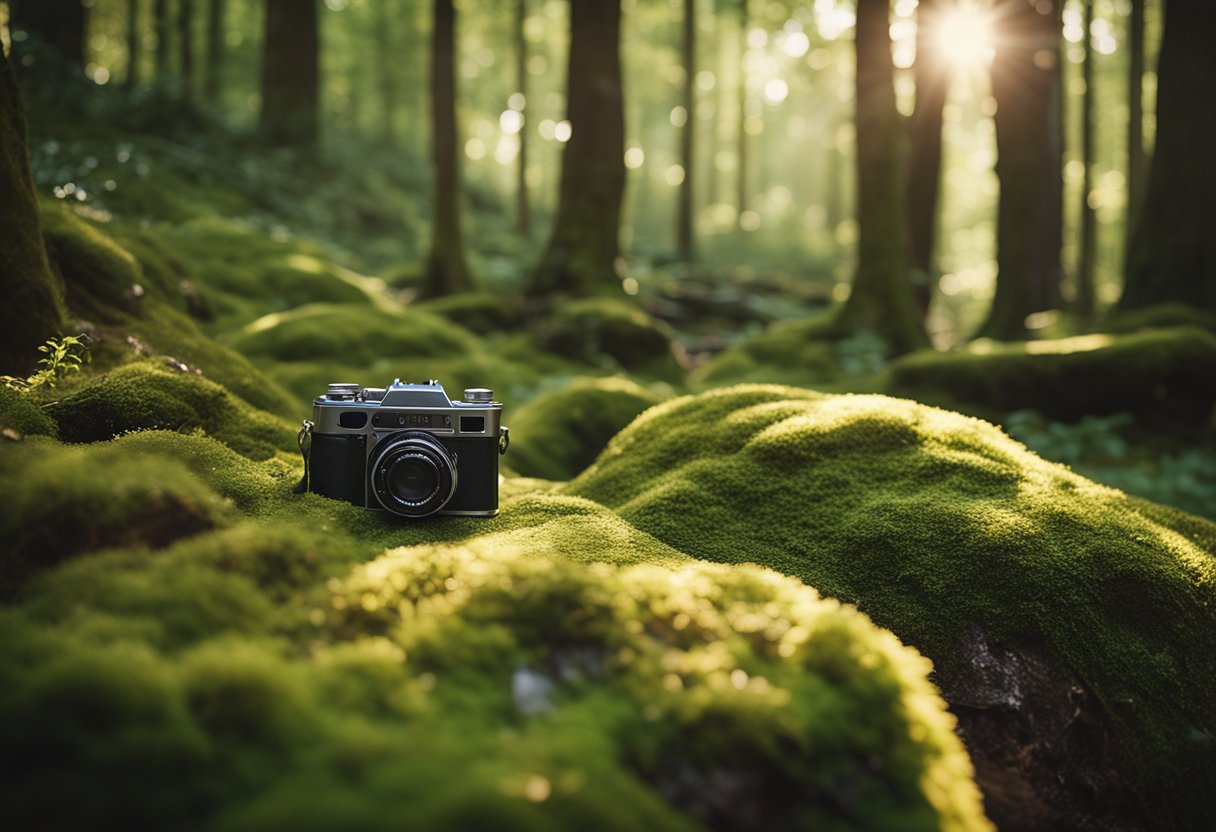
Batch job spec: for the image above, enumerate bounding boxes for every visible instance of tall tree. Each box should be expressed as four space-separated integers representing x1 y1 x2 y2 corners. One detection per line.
905 0 949 320
154 0 171 80
979 0 1064 340
10 0 87 70
736 0 749 225
372 0 398 143
179 0 196 98
420 0 473 297
259 0 320 147
832 0 927 355
677 0 696 260
126 0 141 88
0 46 66 374
204 0 226 103
514 0 530 237
1121 0 1216 311
1124 0 1146 264
1076 0 1096 318
529 0 625 297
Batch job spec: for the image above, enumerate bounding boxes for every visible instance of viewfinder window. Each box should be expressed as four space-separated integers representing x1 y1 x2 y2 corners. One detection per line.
460 416 486 433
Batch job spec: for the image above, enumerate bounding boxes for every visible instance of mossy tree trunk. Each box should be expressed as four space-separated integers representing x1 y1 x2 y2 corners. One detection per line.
514 0 530 237
420 0 473 297
259 0 320 148
125 0 141 88
833 0 927 356
528 0 625 298
905 0 948 321
979 0 1064 340
1076 0 1096 319
204 0 226 103
179 0 196 99
10 0 87 71
677 0 695 261
154 0 171 81
1124 0 1145 268
372 0 398 144
1121 0 1216 313
0 47 66 374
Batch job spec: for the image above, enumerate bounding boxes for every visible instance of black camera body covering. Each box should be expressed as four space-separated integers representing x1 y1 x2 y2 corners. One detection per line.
304 379 507 518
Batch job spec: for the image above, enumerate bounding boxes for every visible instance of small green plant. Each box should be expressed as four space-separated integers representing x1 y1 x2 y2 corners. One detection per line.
1 335 91 393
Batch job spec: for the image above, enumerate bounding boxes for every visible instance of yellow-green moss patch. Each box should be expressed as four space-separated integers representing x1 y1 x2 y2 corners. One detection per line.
535 298 682 380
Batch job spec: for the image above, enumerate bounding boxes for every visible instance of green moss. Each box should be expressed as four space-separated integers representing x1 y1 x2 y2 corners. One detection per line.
52 360 295 460
227 303 479 365
508 377 661 480
1102 303 1216 335
535 298 682 380
565 383 1216 824
414 291 524 333
889 327 1216 423
0 386 57 436
693 317 845 388
41 200 149 322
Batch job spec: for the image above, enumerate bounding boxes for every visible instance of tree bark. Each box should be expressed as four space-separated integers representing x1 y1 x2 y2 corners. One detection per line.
677 0 695 261
154 0 171 81
1121 0 1216 312
179 0 196 99
1076 0 1096 319
905 0 949 321
10 0 87 70
979 0 1064 340
421 0 474 297
514 0 530 237
833 0 928 355
259 0 320 148
0 46 66 374
373 0 398 144
204 0 226 103
736 0 749 225
126 0 141 88
529 0 625 297
1123 0 1145 271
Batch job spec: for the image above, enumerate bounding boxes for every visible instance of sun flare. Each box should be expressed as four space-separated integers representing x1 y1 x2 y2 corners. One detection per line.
936 6 995 70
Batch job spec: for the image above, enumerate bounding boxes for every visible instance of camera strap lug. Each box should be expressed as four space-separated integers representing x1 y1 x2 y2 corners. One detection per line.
292 419 314 494
498 426 510 455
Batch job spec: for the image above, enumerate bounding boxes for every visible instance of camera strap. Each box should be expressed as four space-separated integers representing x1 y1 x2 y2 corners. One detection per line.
292 419 314 494
499 426 510 455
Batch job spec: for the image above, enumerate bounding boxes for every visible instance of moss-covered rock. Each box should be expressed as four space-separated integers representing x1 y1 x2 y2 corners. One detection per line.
565 384 1216 827
508 377 661 481
889 327 1216 423
0 492 989 831
692 317 845 388
52 360 295 460
534 298 682 380
227 303 479 365
0 386 57 437
414 291 524 333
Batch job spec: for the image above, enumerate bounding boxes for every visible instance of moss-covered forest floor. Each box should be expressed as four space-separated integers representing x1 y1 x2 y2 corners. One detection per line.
3 97 1215 830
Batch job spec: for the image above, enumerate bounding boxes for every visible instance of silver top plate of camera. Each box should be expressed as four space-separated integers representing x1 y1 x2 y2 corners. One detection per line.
312 378 503 438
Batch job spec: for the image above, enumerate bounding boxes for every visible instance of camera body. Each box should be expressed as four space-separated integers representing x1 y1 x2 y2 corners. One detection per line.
306 379 507 518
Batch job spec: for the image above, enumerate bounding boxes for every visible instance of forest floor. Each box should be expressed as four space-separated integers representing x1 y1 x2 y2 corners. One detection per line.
2 95 1215 830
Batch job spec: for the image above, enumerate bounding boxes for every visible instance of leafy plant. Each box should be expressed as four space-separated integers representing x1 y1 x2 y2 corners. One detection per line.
1 335 91 393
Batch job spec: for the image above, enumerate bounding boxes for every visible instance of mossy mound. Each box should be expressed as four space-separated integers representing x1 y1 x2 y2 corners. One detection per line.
565 384 1216 825
414 291 524 333
0 492 988 830
889 327 1216 423
535 299 681 380
692 317 846 388
52 360 295 460
1102 303 1216 335
0 386 57 437
508 377 661 481
227 303 479 365
41 201 149 321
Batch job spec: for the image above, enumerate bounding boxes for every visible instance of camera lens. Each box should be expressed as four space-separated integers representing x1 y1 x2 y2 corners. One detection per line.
368 432 458 517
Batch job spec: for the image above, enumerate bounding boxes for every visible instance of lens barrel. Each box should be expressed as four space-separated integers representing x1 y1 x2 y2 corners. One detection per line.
369 431 458 517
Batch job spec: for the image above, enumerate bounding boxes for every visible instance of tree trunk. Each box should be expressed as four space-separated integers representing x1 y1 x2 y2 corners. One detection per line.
514 0 530 237
421 0 473 297
154 0 171 81
1123 0 1145 271
979 0 1063 340
833 0 927 355
677 0 695 261
905 0 949 321
736 0 748 226
528 0 625 297
126 0 141 88
259 0 320 148
10 0 87 70
1121 0 1216 312
373 0 397 144
0 47 66 374
179 0 196 99
204 0 226 103
1076 0 1096 319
